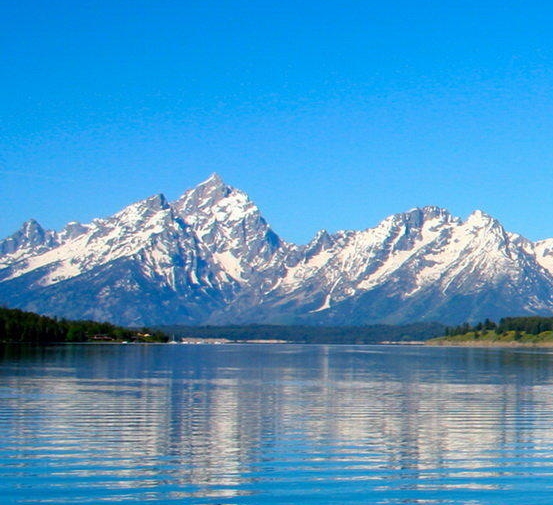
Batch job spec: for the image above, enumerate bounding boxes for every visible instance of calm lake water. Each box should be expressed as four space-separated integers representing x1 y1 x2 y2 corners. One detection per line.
3 344 553 504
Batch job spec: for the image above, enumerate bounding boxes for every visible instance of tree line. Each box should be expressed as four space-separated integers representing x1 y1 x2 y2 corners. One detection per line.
0 305 448 345
445 316 553 337
0 306 166 345
158 321 445 344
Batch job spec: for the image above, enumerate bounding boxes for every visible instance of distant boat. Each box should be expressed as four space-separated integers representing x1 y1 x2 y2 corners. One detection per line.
168 334 178 344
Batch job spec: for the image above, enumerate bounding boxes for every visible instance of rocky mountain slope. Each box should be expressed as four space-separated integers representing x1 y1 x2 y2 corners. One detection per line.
2 174 553 326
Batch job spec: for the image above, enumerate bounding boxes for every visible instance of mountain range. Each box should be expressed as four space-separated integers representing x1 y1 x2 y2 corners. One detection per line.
2 173 553 326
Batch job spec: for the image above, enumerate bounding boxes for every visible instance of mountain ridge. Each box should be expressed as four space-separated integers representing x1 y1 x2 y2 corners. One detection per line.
2 174 553 326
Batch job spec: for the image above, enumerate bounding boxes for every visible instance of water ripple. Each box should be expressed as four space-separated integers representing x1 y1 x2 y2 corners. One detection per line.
3 345 553 504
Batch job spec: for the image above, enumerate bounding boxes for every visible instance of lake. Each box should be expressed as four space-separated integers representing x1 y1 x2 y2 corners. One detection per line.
2 343 553 504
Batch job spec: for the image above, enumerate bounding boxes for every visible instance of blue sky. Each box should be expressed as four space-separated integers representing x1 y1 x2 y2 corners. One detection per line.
2 0 553 244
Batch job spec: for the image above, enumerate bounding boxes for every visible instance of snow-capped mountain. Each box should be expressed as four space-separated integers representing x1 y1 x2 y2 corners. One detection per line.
2 174 553 326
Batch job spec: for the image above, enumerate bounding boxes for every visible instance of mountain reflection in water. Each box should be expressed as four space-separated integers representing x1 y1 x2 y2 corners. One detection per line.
2 344 553 504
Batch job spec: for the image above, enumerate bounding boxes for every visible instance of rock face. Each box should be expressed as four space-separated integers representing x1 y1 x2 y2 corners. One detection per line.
2 174 553 326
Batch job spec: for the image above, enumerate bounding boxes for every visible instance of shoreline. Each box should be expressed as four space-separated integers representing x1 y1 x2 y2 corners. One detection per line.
426 340 553 348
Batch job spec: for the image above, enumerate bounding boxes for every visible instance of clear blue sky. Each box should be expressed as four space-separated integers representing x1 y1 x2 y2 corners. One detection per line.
2 0 553 244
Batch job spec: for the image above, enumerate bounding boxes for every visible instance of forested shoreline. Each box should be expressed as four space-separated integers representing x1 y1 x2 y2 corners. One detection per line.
0 307 166 344
429 316 553 345
1 306 446 345
8 305 553 347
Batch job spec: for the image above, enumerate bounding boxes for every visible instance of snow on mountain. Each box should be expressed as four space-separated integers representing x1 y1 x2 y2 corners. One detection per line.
2 174 553 325
173 173 293 283
265 207 460 310
535 239 553 275
0 219 60 268
2 194 179 286
279 207 553 325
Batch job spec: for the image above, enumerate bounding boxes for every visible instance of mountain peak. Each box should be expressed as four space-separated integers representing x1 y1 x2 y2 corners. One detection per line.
404 206 453 222
0 219 59 258
60 221 88 241
305 229 334 258
174 174 246 219
193 173 231 196
468 209 492 219
184 174 231 199
422 205 451 218
22 218 44 234
466 209 499 229
383 206 453 233
114 193 168 216
201 172 226 187
144 193 169 210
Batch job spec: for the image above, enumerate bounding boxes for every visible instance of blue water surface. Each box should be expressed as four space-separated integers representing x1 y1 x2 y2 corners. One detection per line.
2 343 553 504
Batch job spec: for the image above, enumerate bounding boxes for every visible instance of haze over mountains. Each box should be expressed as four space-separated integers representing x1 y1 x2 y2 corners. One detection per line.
2 174 553 326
